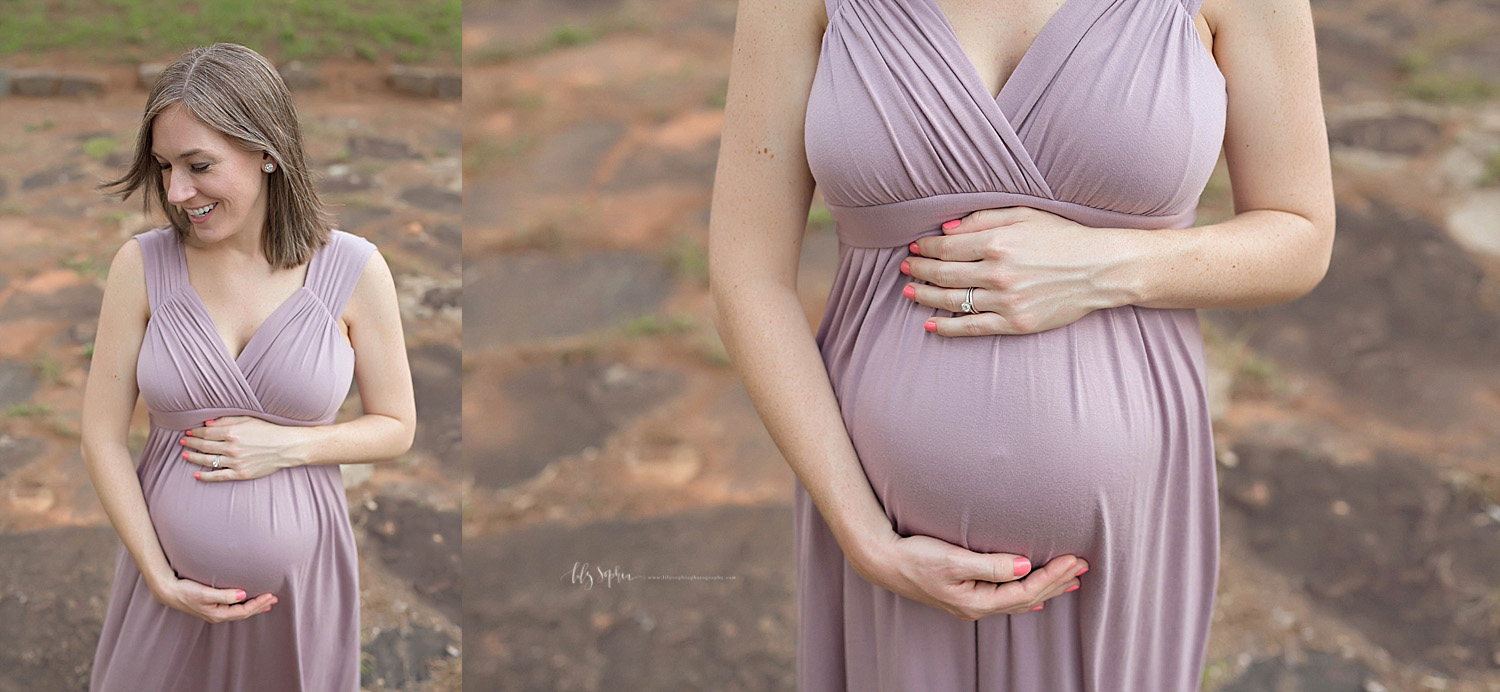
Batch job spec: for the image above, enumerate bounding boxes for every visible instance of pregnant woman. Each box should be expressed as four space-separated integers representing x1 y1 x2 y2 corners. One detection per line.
709 0 1333 688
80 43 415 691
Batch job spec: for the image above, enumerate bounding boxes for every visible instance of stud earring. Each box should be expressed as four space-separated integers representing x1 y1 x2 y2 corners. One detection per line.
263 162 276 173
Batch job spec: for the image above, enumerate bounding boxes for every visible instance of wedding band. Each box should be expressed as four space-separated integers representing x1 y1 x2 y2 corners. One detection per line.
960 287 979 315
212 455 222 469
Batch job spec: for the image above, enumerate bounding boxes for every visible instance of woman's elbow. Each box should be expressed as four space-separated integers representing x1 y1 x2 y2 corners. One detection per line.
1294 212 1337 301
392 413 417 459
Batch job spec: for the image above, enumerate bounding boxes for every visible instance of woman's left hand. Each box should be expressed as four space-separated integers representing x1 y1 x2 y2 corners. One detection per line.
178 416 308 482
903 207 1132 336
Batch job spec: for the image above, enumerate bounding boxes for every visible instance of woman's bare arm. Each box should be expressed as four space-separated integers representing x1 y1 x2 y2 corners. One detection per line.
905 0 1335 335
1122 0 1335 308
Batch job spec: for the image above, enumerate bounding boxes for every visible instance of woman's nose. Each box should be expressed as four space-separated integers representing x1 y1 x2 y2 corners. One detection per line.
164 167 194 205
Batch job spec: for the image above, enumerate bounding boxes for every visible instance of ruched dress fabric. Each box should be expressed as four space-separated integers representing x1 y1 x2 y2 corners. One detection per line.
90 227 376 692
797 0 1227 689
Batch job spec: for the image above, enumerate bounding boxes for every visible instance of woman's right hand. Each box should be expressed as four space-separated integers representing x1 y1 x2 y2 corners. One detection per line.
151 577 277 624
853 532 1088 621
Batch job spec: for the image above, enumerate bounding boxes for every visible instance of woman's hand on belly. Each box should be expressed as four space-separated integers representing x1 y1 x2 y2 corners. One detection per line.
178 416 308 482
902 207 1134 337
857 532 1089 620
152 576 277 624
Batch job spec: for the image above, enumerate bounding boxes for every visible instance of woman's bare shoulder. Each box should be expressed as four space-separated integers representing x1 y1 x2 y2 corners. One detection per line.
99 233 151 320
110 234 146 283
1200 0 1313 33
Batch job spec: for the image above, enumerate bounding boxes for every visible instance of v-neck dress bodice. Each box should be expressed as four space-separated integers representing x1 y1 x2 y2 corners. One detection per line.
796 0 1225 690
91 227 377 692
136 228 363 430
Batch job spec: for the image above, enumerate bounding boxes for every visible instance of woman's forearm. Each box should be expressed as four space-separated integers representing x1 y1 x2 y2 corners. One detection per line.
712 277 896 572
1106 207 1335 310
283 413 414 467
81 441 178 591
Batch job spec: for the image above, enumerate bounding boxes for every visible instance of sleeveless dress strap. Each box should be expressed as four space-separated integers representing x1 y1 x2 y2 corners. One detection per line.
824 0 848 23
1180 0 1205 17
132 227 184 314
305 230 377 319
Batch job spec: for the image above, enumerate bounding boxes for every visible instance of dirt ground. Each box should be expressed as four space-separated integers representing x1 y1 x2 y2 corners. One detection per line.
0 63 462 691
464 0 1500 690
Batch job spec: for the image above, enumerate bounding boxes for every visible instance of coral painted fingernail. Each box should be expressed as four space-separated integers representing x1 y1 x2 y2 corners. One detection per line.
1065 584 1080 592
902 285 916 299
1014 558 1031 577
178 438 186 445
924 321 937 332
205 419 217 424
236 591 246 601
1030 605 1044 611
193 473 201 479
271 597 279 605
942 219 961 230
900 261 910 275
909 242 920 254
1076 567 1089 576
181 452 189 459
185 429 193 436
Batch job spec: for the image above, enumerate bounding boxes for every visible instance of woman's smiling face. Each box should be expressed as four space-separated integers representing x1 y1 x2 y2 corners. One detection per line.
151 103 271 245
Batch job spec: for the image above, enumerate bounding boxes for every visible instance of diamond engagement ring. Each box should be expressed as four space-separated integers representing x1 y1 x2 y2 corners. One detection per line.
213 455 222 469
960 287 979 314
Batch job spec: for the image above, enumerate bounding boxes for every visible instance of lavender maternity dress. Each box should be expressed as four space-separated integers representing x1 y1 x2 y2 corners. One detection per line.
90 227 375 691
797 0 1226 688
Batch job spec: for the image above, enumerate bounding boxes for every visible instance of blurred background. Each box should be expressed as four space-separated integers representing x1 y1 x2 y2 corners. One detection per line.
0 2 462 690
464 0 1500 690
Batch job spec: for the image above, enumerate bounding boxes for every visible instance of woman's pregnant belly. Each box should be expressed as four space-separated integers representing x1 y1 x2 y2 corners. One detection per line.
140 431 325 596
824 261 1204 565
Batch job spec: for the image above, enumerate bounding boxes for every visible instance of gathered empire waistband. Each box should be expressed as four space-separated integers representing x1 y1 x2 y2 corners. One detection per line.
826 192 1198 249
148 407 332 431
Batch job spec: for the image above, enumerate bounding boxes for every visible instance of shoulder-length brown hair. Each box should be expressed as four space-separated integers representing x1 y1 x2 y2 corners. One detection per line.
101 42 330 269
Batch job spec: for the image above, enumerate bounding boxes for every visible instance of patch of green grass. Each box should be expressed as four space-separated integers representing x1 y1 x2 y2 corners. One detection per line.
7 403 53 419
1478 149 1500 187
665 234 709 287
50 415 80 440
464 135 535 177
61 254 109 279
1201 320 1291 400
697 330 732 368
32 354 67 387
504 223 566 253
0 0 460 63
1394 44 1497 103
127 425 149 449
706 80 729 109
807 205 835 232
473 8 651 65
99 209 136 229
82 136 117 162
547 25 597 50
622 313 696 338
1200 656 1234 690
1234 352 1284 395
1396 49 1431 75
335 193 374 208
1399 71 1496 102
500 89 545 112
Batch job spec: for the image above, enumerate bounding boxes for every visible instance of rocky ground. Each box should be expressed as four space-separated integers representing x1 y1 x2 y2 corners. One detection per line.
0 62 462 691
464 0 1500 690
